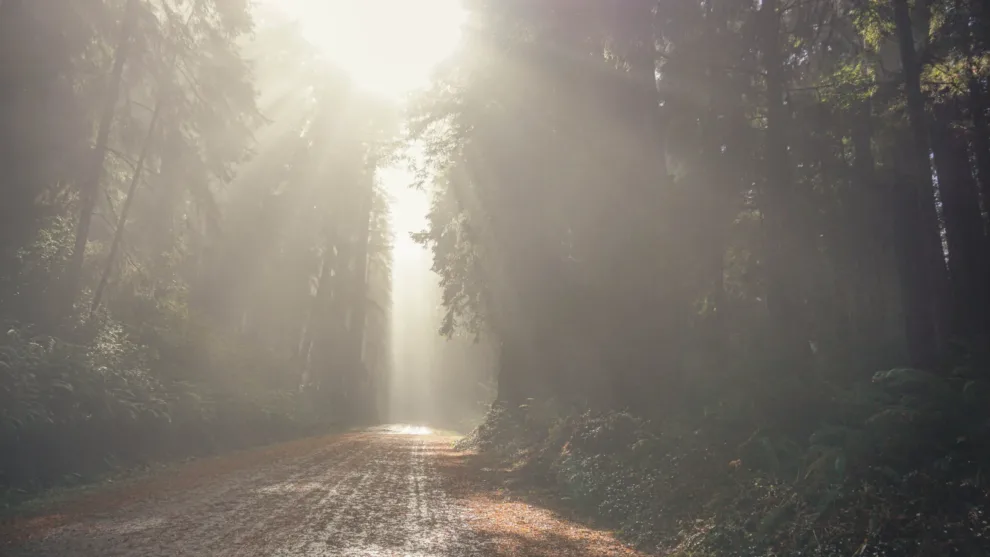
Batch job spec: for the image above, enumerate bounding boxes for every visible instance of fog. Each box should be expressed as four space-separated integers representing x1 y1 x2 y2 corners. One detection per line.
4 0 990 554
386 169 441 424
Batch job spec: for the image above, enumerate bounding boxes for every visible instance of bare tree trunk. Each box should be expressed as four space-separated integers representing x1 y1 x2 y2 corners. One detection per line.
759 0 811 368
300 250 334 390
346 173 375 421
847 99 897 369
930 103 990 335
90 99 163 313
965 22 990 216
61 0 138 315
890 0 949 367
963 28 990 332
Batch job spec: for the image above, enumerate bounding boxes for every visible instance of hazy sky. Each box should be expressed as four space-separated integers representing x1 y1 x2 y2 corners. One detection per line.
257 0 463 256
268 0 465 98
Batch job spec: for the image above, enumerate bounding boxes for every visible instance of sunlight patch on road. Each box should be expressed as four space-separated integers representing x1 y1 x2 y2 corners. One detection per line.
383 424 433 435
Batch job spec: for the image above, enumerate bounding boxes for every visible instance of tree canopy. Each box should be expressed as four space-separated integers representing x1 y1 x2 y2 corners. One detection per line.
410 0 990 417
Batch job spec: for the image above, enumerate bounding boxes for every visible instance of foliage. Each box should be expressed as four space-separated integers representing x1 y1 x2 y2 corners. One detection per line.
465 361 990 555
0 318 325 493
0 1 398 496
416 0 990 549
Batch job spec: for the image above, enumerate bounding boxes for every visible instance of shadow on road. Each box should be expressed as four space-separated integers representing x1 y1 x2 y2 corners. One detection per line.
437 448 648 557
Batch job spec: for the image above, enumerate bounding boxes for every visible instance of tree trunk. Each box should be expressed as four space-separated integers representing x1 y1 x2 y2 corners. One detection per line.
91 99 163 313
930 103 990 334
61 0 138 315
149 128 183 295
848 99 897 367
0 0 28 258
964 38 990 329
966 30 990 218
346 172 375 422
890 0 949 366
759 0 811 368
300 249 334 390
495 333 531 407
607 0 684 411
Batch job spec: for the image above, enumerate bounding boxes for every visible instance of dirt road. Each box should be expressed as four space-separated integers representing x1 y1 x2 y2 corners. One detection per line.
3 426 645 556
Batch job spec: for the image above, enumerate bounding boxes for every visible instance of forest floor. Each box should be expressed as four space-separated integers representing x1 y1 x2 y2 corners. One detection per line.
0 426 645 556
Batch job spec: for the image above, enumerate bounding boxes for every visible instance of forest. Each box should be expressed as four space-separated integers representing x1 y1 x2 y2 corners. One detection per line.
2 0 990 554
415 0 990 553
0 0 407 488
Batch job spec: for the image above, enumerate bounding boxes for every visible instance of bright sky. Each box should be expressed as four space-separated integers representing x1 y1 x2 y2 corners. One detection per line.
263 0 462 261
273 0 466 99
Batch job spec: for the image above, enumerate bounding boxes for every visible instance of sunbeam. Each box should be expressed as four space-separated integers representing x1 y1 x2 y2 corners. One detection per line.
271 0 466 99
6 0 987 554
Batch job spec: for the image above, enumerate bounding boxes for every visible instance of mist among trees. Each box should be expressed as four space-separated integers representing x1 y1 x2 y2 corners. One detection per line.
3 0 400 484
2 0 990 554
413 0 990 552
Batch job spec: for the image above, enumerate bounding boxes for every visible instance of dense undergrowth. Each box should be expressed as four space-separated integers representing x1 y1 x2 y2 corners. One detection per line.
0 316 334 504
463 360 990 556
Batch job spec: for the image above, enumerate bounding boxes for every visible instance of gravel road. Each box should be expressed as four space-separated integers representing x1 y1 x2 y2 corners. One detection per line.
3 426 646 556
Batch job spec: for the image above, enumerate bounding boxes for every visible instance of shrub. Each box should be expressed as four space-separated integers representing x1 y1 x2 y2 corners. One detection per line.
465 365 990 556
0 318 326 495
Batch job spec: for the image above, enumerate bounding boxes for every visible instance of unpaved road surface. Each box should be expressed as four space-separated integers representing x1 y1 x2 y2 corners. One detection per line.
3 426 646 556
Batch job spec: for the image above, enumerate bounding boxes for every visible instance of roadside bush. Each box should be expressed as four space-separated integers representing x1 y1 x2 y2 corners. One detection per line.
456 397 569 454
467 366 990 556
0 319 327 495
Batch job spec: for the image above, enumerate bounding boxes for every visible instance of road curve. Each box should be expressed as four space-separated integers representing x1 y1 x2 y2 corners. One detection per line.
4 426 646 556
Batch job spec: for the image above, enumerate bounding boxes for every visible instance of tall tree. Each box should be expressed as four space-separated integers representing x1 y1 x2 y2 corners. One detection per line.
890 0 950 366
62 0 140 316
